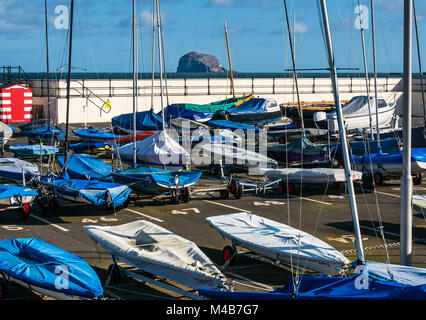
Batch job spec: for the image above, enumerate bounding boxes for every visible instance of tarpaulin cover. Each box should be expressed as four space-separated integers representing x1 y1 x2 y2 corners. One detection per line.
198 273 426 300
226 98 278 115
40 176 131 208
205 212 349 275
352 147 426 164
9 144 58 157
0 185 38 200
362 260 426 286
0 158 39 181
0 238 103 299
330 137 400 157
18 119 52 132
207 120 265 133
69 141 114 153
112 110 164 133
22 126 65 141
162 104 214 122
57 154 113 180
116 130 190 168
72 128 119 141
327 96 380 118
113 167 201 194
84 220 226 290
0 121 13 141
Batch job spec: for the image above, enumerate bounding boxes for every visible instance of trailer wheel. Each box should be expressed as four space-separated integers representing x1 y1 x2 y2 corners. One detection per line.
222 246 236 266
0 283 8 299
333 182 341 190
220 189 230 199
107 264 121 284
18 203 30 221
413 173 422 185
171 191 180 204
229 180 243 199
48 198 57 214
279 180 294 195
362 174 374 190
181 187 191 203
374 172 384 186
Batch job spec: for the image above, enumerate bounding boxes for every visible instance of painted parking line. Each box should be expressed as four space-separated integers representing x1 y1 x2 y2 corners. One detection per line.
203 200 251 212
372 190 400 198
288 195 332 206
30 214 69 232
124 208 164 223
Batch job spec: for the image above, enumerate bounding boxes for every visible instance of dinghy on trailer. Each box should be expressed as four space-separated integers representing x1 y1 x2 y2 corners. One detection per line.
9 144 58 158
267 136 327 163
84 220 227 293
38 174 131 209
0 158 39 183
112 110 164 134
0 238 103 300
56 154 113 181
206 212 349 275
21 125 65 143
72 127 120 142
313 96 396 132
0 185 38 221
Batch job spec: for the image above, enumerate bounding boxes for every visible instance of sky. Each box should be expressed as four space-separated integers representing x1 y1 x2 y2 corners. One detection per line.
1 0 425 74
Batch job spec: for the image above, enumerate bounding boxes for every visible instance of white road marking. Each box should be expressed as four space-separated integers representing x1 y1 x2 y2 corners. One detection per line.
30 215 69 232
225 271 274 292
124 208 164 223
171 208 200 215
288 195 332 205
203 200 251 212
371 190 400 198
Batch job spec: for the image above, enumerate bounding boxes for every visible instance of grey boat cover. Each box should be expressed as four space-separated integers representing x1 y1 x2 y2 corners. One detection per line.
250 167 363 183
413 195 426 213
206 213 349 275
117 130 190 168
84 220 226 290
0 121 13 147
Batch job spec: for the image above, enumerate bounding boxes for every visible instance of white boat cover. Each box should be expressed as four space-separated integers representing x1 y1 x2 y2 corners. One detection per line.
364 261 426 286
198 143 277 168
0 121 13 147
413 195 426 213
249 167 363 183
117 130 190 167
329 96 388 118
84 220 226 290
206 213 349 275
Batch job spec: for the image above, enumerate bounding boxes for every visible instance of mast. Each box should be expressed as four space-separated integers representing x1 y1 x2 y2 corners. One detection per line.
400 0 413 266
319 0 365 264
64 0 74 155
370 0 381 149
157 0 170 107
44 0 51 125
150 0 156 111
413 0 426 127
357 0 373 141
132 0 137 168
283 0 304 133
224 22 235 98
155 0 165 130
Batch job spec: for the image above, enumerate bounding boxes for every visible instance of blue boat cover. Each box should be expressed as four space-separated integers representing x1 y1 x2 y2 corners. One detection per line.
207 120 265 133
69 141 115 153
113 166 202 195
57 154 113 180
0 185 38 200
162 104 213 122
22 126 65 141
0 158 39 182
0 238 103 299
41 175 131 208
9 144 58 157
72 128 119 141
199 273 426 300
226 98 270 115
112 110 164 133
330 137 400 157
352 147 426 164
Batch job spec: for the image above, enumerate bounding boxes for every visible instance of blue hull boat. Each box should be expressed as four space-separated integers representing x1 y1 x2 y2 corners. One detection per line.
72 128 119 142
0 185 38 221
9 144 58 157
22 126 65 143
0 238 103 299
0 158 39 183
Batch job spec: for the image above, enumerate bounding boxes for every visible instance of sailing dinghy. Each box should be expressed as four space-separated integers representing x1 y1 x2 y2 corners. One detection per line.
206 212 349 275
56 153 113 181
72 127 119 142
84 220 227 291
9 144 58 158
0 185 38 221
0 238 103 300
0 158 39 183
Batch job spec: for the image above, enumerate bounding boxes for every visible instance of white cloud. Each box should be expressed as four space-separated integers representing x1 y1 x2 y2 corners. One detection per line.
294 22 308 34
208 0 234 6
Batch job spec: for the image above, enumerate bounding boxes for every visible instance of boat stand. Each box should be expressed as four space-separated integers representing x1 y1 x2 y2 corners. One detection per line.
105 259 204 300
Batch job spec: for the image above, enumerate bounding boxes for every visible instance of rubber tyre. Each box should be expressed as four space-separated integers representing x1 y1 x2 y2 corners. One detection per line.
374 172 384 186
19 203 30 221
229 180 242 199
181 187 191 203
362 174 374 190
413 173 422 185
48 198 57 214
222 246 236 266
107 264 121 284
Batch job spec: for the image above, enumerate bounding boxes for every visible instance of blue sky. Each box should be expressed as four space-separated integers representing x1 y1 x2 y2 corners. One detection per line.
0 0 425 74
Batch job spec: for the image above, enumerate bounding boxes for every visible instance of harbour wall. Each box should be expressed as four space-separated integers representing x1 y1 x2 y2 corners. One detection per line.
31 77 425 125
